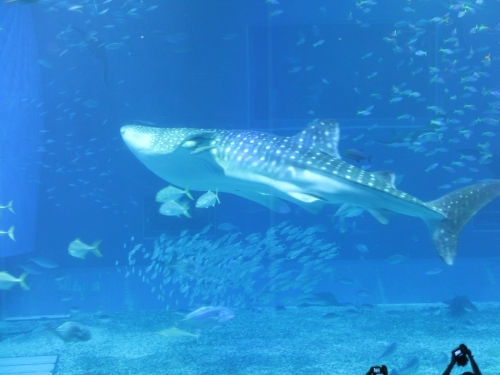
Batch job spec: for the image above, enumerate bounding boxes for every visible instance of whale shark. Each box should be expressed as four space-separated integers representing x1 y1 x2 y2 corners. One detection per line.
121 119 500 265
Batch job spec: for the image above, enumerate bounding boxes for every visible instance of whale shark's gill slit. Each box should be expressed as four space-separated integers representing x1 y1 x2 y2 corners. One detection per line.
425 179 500 265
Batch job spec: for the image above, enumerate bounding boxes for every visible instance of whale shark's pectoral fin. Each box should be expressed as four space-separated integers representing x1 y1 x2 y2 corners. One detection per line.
232 191 326 214
188 145 216 155
181 132 218 154
367 208 396 225
368 209 389 225
297 200 326 214
288 192 326 203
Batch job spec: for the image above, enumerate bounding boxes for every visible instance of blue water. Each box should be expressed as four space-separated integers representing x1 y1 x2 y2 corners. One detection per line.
1 1 500 373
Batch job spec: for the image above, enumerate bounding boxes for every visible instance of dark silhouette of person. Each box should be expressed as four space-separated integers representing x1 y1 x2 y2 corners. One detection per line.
442 344 482 375
366 365 388 375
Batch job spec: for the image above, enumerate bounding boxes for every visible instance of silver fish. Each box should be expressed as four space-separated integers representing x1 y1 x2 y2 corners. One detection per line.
156 185 193 202
159 201 191 218
181 306 234 329
0 272 28 290
195 189 220 208
68 239 102 259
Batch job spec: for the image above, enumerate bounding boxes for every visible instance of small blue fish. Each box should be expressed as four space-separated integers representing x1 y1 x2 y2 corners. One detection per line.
425 163 438 172
453 177 473 184
426 268 443 275
357 105 374 116
356 244 369 253
218 223 238 231
313 39 324 47
0 225 15 241
379 341 398 359
438 184 452 189
343 149 370 163
0 200 14 213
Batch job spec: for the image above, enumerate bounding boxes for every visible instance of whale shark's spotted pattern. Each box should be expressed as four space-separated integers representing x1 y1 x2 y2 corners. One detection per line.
121 119 500 265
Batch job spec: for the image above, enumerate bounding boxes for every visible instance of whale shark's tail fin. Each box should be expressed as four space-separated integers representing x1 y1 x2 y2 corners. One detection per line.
425 179 500 265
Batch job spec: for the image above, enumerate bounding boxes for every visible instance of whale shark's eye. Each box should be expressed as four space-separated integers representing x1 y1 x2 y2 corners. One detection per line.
182 140 197 148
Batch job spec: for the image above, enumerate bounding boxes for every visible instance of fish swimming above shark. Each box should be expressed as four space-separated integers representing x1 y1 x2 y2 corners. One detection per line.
121 119 500 265
70 26 108 84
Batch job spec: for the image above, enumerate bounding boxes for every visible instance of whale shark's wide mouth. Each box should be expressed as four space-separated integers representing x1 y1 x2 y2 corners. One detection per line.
120 125 155 153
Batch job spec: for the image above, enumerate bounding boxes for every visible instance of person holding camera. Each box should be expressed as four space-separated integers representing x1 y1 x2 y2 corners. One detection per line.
366 365 388 375
442 344 482 375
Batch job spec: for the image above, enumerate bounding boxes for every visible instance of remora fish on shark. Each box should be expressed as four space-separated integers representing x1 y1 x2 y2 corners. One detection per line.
121 119 500 265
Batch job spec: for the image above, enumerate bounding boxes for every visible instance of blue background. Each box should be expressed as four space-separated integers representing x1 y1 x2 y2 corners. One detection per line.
1 0 499 316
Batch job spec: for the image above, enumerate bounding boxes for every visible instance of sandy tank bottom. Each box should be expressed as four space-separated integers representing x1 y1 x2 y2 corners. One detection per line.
1 303 499 375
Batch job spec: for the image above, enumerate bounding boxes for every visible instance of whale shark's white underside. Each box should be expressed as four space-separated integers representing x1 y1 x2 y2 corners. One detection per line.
121 119 500 265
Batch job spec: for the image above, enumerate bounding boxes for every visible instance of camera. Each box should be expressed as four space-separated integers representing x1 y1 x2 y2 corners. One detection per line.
452 345 469 367
367 365 388 375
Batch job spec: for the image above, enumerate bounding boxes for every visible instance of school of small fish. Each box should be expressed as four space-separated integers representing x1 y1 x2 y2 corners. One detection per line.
124 221 339 309
266 0 500 186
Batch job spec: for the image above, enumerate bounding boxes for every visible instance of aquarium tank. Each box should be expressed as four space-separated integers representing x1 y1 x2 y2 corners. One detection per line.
0 0 499 374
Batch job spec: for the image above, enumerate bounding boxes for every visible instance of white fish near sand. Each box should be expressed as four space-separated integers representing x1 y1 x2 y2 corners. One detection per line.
159 201 191 218
54 321 91 342
181 306 234 329
68 239 103 259
0 272 29 290
156 185 193 202
399 356 420 374
0 200 14 213
156 326 200 341
378 341 398 359
0 225 15 241
195 190 220 208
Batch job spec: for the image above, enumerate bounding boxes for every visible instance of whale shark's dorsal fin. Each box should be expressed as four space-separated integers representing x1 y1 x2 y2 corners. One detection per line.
292 119 341 159
371 170 397 189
